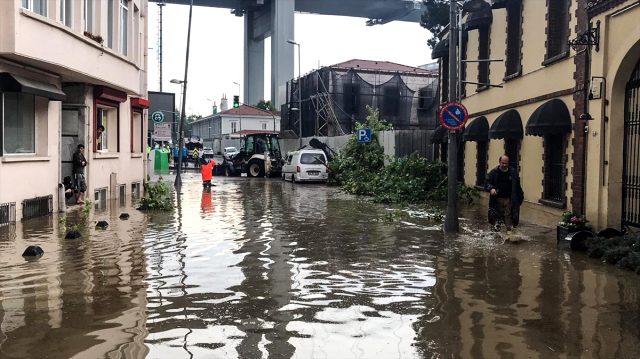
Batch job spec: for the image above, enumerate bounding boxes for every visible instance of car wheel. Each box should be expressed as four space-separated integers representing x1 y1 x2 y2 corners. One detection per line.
247 160 265 178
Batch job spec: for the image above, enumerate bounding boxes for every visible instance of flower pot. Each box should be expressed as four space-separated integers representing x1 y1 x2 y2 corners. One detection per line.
557 225 577 242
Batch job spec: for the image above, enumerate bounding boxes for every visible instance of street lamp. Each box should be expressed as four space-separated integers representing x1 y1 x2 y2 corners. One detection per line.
173 0 194 188
287 39 302 145
232 81 241 102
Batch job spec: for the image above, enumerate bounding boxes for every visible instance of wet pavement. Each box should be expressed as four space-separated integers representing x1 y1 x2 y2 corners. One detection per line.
1 173 639 358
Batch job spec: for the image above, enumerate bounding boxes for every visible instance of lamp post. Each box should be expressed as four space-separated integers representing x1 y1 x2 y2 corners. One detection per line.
173 0 194 188
287 39 302 145
233 82 241 102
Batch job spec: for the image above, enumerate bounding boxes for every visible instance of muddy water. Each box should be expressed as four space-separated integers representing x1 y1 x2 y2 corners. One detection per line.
1 173 639 359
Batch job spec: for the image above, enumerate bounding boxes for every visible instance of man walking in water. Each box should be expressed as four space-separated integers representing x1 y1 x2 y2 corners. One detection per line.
72 144 87 204
485 155 524 231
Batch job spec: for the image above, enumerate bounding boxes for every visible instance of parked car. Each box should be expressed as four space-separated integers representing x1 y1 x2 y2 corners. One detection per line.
202 147 214 158
282 149 328 183
223 146 239 160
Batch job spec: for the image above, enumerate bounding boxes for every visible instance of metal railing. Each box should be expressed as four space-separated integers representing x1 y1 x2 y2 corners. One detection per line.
0 202 16 227
22 195 53 220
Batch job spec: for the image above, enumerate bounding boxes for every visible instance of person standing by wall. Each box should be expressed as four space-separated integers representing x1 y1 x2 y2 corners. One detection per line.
72 144 87 204
485 155 524 231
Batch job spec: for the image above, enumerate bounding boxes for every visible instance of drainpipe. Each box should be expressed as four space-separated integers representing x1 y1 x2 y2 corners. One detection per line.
58 102 65 213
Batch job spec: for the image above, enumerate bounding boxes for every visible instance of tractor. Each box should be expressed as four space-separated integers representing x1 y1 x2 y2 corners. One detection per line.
222 132 283 177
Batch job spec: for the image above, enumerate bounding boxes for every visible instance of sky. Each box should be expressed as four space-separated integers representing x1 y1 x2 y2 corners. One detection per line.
147 3 434 116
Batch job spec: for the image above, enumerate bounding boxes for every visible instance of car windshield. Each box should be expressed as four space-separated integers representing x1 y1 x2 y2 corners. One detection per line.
300 153 325 165
226 147 237 152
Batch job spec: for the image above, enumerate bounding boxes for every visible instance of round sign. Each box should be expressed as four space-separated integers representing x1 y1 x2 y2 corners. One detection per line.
439 102 468 130
151 111 165 123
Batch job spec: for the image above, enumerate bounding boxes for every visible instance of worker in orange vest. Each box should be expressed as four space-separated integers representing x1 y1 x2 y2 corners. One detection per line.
200 158 216 189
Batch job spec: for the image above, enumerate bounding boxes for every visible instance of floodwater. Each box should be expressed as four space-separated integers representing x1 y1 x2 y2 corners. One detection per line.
1 173 639 359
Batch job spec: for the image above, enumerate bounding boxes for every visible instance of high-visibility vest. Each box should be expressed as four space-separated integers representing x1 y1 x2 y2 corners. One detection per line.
201 160 215 182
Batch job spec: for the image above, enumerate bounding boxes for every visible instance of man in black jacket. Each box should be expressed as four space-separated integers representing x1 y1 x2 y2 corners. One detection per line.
72 144 87 204
485 155 524 230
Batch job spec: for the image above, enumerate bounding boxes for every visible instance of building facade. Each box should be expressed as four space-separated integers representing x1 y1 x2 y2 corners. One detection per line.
282 59 440 137
191 105 280 154
433 0 640 230
0 0 148 221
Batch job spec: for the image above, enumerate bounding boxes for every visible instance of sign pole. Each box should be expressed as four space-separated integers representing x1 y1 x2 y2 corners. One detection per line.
444 0 460 233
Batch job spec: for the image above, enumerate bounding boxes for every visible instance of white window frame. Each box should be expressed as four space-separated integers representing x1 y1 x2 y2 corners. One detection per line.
96 106 118 153
59 0 72 27
120 0 129 56
22 0 48 16
84 0 94 33
261 122 267 130
230 121 237 134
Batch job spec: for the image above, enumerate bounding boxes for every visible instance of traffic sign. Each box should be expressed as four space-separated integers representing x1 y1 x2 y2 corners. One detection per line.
151 111 165 123
357 128 372 143
439 102 468 130
153 123 172 141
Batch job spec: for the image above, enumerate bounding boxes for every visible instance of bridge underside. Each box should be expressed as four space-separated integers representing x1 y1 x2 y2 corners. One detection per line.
152 0 423 115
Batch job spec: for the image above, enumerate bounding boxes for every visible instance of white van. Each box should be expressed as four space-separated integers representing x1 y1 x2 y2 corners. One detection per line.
282 149 328 183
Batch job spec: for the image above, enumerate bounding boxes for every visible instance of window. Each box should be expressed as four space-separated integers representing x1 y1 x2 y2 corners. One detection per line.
84 0 94 33
478 26 490 90
120 0 129 56
131 110 143 153
545 0 570 61
343 83 360 115
475 141 488 187
261 122 267 130
59 0 72 27
96 106 118 152
22 0 47 16
543 135 565 203
2 93 35 154
230 121 237 133
505 0 523 77
107 0 114 48
383 86 400 116
300 153 326 165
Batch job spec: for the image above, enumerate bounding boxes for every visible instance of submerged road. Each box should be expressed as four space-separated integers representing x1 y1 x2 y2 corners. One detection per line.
0 173 639 358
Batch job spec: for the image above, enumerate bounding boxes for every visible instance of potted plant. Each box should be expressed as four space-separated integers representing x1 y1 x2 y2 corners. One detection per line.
557 211 591 242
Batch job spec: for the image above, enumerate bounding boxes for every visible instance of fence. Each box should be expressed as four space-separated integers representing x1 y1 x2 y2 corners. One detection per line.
22 195 53 220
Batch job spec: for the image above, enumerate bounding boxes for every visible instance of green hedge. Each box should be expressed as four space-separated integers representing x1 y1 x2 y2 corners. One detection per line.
585 235 640 274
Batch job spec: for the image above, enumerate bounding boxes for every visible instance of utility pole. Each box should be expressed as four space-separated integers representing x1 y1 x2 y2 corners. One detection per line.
174 0 194 188
157 1 165 91
444 0 459 233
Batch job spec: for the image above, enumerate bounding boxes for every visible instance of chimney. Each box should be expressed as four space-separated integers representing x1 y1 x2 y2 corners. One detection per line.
220 93 228 111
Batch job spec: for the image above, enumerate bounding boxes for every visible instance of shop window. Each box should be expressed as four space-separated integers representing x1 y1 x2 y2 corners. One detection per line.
545 0 570 61
476 141 488 187
2 93 35 154
505 0 523 77
96 106 118 152
22 0 47 16
131 110 143 153
478 27 490 90
543 135 565 203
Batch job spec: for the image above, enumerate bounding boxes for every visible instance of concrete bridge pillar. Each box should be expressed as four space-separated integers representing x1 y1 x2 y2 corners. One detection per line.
244 11 265 106
270 0 295 108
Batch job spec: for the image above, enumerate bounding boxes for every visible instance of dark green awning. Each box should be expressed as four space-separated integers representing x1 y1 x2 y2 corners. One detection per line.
463 116 489 142
0 73 66 101
431 126 448 144
526 99 572 137
431 40 449 59
489 109 523 139
463 5 493 31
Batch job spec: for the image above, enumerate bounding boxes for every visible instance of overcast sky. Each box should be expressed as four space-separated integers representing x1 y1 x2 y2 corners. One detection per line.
147 3 433 116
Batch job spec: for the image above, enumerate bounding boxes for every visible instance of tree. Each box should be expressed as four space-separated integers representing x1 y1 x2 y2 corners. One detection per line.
420 0 450 49
256 100 275 111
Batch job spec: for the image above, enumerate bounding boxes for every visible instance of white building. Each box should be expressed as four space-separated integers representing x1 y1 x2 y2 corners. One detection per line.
0 0 148 221
191 105 280 154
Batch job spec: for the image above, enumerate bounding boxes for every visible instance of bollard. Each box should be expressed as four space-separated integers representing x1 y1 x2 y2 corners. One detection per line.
95 221 109 230
22 246 44 257
119 213 130 220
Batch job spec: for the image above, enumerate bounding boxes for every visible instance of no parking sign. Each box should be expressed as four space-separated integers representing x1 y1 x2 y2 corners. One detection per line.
439 102 468 130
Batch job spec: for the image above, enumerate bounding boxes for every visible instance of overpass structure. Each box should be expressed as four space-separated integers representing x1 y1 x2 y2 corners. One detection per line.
151 0 424 107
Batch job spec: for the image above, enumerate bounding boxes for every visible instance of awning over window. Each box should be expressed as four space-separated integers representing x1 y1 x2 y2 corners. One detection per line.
463 4 493 31
0 72 66 101
431 40 449 60
525 99 572 137
431 126 448 144
489 109 523 139
463 116 489 142
490 0 512 9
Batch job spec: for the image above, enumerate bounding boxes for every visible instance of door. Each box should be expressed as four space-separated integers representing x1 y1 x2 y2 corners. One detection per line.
61 106 85 184
622 59 640 227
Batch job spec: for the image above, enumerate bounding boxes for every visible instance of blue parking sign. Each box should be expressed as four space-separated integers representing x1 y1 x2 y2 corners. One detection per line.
357 128 372 143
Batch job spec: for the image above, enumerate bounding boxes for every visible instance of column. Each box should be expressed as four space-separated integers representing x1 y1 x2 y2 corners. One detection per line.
270 0 295 108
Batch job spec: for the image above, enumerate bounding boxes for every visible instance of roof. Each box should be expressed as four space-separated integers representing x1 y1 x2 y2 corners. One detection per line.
330 59 436 75
228 130 280 138
219 104 279 117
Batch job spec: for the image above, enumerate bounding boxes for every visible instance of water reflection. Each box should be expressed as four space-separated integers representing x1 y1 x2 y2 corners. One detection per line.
1 174 640 358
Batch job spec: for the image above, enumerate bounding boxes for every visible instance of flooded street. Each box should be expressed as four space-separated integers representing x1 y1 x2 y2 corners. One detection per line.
1 173 640 358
